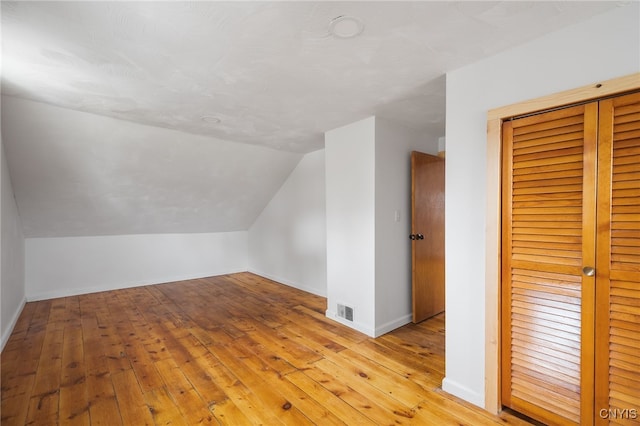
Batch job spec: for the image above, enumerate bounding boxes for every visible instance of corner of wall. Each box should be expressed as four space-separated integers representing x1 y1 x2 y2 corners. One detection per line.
325 308 376 337
0 296 26 351
374 313 412 337
1 138 27 352
442 377 485 409
248 268 326 297
248 150 327 298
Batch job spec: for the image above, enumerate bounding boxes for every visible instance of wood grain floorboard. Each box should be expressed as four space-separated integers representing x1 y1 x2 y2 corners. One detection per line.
1 272 531 425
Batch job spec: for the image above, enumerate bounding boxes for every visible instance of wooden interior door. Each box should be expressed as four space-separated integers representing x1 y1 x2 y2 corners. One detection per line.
501 104 598 425
594 92 640 425
410 151 445 323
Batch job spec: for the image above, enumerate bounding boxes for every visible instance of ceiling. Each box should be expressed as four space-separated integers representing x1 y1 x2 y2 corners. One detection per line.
1 1 620 154
0 1 624 238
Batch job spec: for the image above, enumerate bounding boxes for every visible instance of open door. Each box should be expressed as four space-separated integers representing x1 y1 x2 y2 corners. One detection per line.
411 151 445 323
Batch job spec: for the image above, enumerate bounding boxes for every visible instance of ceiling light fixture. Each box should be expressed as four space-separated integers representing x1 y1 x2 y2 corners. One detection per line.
201 115 221 124
329 15 364 39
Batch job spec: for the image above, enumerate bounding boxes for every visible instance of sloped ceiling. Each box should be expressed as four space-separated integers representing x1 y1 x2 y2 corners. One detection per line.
0 1 622 237
2 96 302 237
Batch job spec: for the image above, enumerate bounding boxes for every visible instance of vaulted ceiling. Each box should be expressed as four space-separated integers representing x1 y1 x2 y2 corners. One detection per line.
1 1 621 237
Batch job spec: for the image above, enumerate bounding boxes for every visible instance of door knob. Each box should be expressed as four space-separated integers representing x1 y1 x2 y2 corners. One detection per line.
416 233 424 240
582 266 595 277
409 234 416 240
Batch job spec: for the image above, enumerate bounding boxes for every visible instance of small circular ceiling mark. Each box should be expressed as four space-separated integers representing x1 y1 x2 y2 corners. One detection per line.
201 115 222 124
329 15 364 39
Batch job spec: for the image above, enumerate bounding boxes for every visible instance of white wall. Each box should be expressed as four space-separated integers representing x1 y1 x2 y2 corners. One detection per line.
248 150 327 296
444 3 640 408
25 232 247 301
374 118 438 334
325 117 377 335
325 116 439 336
1 140 26 350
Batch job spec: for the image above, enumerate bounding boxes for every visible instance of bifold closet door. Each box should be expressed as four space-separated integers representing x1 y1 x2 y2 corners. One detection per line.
595 92 640 425
501 103 598 425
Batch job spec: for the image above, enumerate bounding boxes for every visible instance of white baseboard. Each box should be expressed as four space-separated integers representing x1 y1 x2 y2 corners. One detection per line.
26 269 248 302
1 296 27 352
374 313 412 337
325 309 375 337
442 377 485 408
324 310 412 338
247 269 326 297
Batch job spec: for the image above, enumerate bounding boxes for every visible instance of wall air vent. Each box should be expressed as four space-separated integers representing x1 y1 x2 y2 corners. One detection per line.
337 303 354 321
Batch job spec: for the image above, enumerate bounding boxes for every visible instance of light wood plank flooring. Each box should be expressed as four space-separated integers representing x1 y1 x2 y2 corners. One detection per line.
1 272 530 425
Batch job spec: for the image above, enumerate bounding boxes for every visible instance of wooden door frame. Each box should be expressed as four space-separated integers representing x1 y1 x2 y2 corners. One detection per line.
483 72 640 414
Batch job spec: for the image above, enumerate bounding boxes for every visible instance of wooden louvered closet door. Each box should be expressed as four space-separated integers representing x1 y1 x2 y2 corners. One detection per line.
595 92 640 426
502 103 598 425
502 92 640 426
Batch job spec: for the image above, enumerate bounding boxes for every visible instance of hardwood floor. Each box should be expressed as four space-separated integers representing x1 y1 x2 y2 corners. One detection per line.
1 272 531 425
